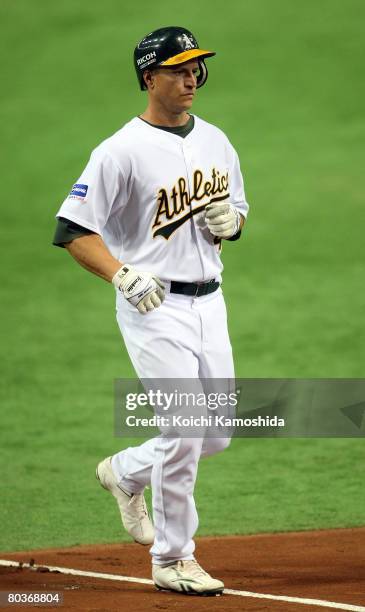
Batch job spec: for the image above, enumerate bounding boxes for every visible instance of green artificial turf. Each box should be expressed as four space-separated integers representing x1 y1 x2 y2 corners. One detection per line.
1 436 364 552
0 0 364 551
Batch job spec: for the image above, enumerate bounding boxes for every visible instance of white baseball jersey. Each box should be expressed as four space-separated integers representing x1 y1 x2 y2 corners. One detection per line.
56 114 249 282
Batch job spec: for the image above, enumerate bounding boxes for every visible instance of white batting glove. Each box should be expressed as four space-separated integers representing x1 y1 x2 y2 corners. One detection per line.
205 202 241 239
112 264 165 315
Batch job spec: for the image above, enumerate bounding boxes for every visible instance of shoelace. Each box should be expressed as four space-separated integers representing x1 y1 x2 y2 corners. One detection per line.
178 560 209 578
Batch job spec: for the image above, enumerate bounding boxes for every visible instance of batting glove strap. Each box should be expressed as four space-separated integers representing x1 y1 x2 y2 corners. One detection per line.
205 202 241 239
112 264 165 315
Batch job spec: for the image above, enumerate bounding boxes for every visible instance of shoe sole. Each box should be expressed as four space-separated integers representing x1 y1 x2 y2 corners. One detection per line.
154 584 224 596
95 465 107 489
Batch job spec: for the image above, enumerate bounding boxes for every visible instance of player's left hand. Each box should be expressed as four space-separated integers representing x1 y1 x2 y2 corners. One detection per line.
205 202 241 239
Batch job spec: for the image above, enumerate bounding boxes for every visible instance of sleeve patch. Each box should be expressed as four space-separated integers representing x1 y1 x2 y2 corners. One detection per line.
69 183 89 200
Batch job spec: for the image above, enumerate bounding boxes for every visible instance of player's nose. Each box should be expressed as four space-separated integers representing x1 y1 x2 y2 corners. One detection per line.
185 71 197 89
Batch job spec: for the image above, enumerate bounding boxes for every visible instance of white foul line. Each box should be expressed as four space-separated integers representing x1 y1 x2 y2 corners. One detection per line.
224 588 365 611
1 559 364 612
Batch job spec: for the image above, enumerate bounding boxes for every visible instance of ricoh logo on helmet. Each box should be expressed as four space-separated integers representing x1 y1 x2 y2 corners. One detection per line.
137 51 156 66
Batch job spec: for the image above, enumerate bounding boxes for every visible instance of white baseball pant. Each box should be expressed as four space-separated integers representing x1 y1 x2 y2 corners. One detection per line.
111 286 234 564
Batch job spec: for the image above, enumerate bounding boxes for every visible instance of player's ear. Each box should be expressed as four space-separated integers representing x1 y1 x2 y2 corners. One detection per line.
143 70 155 90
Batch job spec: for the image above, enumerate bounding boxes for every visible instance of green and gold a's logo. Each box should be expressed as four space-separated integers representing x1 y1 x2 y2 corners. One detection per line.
152 167 229 240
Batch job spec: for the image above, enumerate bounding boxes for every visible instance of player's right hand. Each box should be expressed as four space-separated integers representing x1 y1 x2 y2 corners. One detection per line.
112 265 165 314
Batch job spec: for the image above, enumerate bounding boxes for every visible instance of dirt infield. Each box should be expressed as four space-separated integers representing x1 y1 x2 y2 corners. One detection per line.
1 528 364 611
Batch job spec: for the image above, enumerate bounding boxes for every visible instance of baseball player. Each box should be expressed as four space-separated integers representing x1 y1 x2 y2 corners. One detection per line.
53 26 249 596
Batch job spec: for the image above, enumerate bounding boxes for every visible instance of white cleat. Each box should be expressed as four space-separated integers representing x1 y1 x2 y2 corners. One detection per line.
96 456 154 546
153 559 224 596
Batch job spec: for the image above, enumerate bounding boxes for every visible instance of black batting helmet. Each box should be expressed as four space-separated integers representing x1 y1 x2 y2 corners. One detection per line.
134 26 216 91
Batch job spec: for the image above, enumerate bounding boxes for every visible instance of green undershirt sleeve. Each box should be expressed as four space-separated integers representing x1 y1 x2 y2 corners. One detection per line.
52 217 96 248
